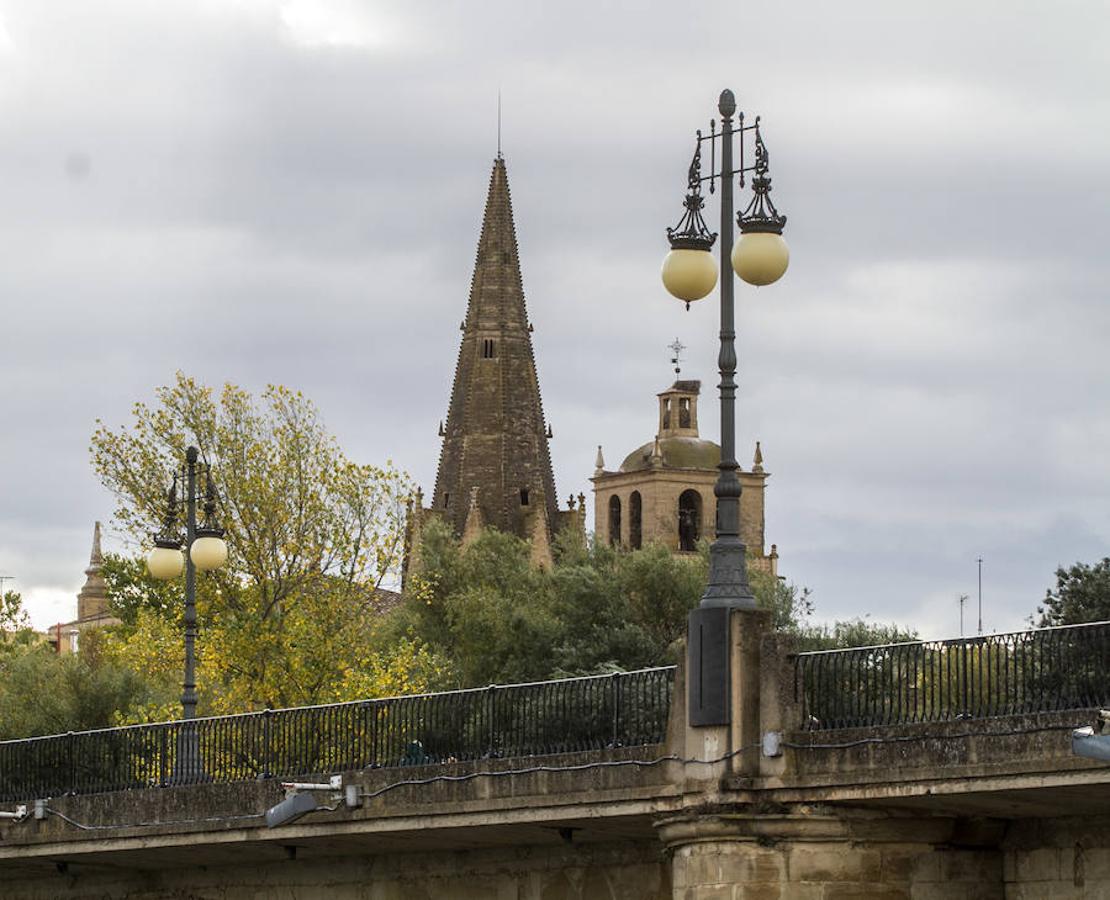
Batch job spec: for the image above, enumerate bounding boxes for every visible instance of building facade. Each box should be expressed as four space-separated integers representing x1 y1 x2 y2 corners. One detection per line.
592 380 777 575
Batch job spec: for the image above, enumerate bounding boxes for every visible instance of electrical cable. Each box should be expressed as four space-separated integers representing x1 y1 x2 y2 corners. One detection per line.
36 720 1089 832
357 745 766 802
783 720 1088 751
43 806 265 832
39 748 757 832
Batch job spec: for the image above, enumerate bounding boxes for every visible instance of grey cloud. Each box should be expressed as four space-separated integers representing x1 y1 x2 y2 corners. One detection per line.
0 0 1107 640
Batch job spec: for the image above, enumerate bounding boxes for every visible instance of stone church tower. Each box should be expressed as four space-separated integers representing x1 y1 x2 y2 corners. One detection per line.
51 521 120 654
592 381 777 575
408 157 580 572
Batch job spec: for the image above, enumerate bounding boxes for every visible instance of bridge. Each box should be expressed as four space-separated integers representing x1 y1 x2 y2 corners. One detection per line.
1 616 1108 898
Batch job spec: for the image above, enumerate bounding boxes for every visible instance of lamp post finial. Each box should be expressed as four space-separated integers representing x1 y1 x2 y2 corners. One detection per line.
718 89 736 118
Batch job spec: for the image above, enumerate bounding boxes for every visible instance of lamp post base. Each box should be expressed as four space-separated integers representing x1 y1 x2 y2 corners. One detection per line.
699 536 757 609
172 723 208 785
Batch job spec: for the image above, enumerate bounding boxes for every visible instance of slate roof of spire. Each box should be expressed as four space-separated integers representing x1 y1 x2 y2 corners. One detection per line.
431 158 558 540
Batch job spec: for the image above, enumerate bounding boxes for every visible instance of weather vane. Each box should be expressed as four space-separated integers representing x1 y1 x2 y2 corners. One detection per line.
668 338 686 376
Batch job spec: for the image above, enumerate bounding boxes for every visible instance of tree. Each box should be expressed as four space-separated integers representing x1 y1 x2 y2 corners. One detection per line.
392 523 901 688
793 616 917 652
91 374 441 714
1036 558 1110 626
0 592 155 739
0 589 35 658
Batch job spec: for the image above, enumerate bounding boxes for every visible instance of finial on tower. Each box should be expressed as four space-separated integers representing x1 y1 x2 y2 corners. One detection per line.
668 338 686 377
753 440 764 473
594 445 605 475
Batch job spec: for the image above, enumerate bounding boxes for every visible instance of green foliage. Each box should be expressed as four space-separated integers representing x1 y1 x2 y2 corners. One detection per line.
793 616 918 652
0 590 36 658
0 593 158 739
1036 558 1110 626
394 524 865 687
101 553 183 626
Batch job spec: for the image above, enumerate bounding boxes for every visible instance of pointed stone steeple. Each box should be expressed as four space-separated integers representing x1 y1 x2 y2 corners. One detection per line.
432 158 558 541
77 521 108 620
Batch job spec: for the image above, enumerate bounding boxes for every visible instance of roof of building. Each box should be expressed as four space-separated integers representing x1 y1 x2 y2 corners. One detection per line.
661 380 701 395
620 436 721 473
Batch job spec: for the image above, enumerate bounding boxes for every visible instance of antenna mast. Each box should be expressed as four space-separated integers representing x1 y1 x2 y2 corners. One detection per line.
977 556 983 634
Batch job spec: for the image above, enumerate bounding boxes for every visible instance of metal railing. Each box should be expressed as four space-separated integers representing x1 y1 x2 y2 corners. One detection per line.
794 621 1110 731
0 666 675 802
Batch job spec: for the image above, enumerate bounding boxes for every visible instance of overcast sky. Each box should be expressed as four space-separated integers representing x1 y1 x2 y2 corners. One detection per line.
1 0 1107 639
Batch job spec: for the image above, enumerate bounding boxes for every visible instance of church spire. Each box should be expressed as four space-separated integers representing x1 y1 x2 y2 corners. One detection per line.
432 158 558 541
77 521 108 620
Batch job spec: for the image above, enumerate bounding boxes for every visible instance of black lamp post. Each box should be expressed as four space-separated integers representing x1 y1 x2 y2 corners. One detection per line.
147 445 228 779
661 89 789 725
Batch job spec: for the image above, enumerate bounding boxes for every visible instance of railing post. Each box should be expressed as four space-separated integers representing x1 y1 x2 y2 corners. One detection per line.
262 708 272 779
159 726 168 787
611 673 621 748
486 685 497 758
66 732 75 796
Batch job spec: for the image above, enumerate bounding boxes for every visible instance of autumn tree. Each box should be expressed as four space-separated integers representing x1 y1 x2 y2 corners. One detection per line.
91 374 443 715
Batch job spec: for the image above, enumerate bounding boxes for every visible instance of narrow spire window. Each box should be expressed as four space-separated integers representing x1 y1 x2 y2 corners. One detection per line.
481 338 496 359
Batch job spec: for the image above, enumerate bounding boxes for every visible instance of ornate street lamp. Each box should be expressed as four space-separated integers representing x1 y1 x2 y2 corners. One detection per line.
146 445 228 779
661 89 788 725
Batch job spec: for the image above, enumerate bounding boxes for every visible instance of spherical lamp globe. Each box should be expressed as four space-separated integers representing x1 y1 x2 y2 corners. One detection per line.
190 534 228 572
661 248 717 303
147 544 184 581
731 232 789 286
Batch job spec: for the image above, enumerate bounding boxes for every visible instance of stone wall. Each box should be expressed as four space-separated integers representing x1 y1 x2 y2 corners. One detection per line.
9 842 670 900
670 840 1002 900
1004 817 1110 899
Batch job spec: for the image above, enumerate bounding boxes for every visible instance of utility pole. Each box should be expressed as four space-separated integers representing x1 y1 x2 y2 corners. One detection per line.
958 593 968 637
978 557 983 635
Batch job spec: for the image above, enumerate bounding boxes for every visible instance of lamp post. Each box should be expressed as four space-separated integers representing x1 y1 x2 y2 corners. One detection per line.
146 445 228 780
661 89 789 725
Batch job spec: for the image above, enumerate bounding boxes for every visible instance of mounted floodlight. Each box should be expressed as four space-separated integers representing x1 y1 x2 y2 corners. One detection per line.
0 805 28 822
1073 712 1110 763
265 792 319 829
266 775 343 828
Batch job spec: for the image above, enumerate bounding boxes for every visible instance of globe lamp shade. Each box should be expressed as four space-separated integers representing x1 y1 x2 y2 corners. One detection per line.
732 232 789 286
147 544 184 581
190 534 228 572
661 248 717 303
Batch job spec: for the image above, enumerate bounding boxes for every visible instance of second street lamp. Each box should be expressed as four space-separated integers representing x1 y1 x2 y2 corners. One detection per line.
146 445 228 780
662 88 789 726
